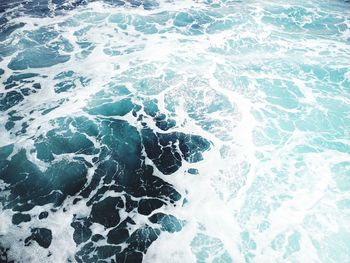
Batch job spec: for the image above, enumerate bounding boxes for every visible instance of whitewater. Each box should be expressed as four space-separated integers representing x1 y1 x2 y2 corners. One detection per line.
0 0 349 262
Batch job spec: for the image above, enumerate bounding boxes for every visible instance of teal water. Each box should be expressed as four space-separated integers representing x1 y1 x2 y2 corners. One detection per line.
0 0 350 262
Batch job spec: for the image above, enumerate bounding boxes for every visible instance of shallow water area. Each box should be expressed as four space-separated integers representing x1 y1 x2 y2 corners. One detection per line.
0 0 350 262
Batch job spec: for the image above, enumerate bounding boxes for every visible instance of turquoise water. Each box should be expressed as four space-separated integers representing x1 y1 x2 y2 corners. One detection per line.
0 0 350 262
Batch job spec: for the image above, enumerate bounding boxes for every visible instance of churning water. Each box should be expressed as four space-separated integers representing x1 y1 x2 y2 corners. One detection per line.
0 0 350 262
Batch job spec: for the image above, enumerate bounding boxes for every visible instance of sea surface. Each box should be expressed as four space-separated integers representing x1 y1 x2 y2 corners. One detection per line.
0 0 350 262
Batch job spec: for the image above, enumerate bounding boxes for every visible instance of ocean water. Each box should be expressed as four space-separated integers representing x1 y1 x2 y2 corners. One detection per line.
0 0 350 262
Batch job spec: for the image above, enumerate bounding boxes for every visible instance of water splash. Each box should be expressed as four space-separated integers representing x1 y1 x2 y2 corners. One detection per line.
0 0 350 262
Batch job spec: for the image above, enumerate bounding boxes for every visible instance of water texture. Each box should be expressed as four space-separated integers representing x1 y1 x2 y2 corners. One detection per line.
0 0 349 262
